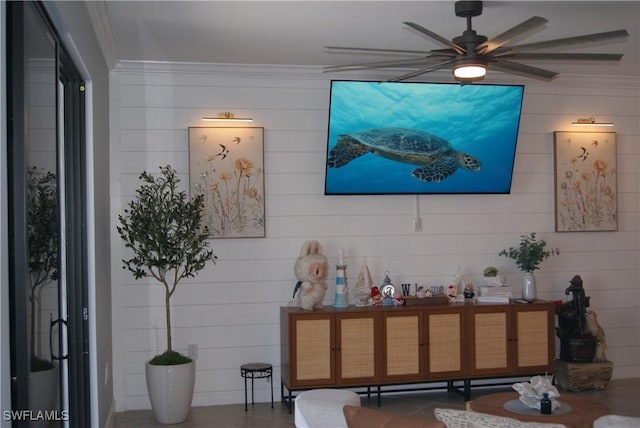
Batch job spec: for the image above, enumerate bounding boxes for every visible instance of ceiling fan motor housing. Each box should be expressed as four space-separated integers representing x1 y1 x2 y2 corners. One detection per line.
453 1 487 54
453 31 488 53
455 1 483 18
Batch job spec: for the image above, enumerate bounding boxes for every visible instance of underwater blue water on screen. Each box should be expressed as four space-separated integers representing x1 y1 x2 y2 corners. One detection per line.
325 80 524 194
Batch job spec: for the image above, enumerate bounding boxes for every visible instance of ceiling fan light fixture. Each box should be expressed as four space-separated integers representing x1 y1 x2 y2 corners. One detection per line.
452 59 487 81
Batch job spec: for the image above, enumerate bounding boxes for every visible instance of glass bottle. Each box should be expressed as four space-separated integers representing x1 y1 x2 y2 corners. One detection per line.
540 392 552 415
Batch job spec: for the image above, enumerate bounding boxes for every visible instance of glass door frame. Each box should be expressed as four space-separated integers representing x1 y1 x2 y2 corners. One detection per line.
7 1 90 426
58 42 90 427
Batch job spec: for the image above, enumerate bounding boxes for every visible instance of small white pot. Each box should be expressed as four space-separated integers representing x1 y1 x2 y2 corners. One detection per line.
145 359 196 424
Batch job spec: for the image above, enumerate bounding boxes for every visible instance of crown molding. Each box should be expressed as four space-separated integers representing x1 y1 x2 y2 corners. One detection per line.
112 60 640 90
84 0 119 70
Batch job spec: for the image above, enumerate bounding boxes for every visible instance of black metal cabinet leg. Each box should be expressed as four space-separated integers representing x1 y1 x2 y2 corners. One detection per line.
244 375 248 411
270 372 274 408
464 379 471 401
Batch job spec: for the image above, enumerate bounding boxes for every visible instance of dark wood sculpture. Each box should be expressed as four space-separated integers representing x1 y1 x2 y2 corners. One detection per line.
555 275 597 362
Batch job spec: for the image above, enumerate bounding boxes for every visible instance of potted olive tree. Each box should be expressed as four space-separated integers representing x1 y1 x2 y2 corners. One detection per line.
117 165 216 424
499 232 559 302
26 167 59 423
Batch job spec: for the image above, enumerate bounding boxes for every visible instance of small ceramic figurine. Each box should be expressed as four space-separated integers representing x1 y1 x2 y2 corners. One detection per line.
447 284 458 303
463 283 475 300
370 285 382 306
585 310 608 362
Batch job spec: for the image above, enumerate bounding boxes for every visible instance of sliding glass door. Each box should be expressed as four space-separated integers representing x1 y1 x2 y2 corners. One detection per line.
7 2 89 426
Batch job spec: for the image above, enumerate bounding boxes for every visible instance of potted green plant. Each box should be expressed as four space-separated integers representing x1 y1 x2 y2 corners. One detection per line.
482 266 505 287
483 266 498 277
117 165 216 424
26 167 59 420
499 232 559 302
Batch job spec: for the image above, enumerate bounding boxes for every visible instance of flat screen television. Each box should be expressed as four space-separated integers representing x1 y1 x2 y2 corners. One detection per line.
324 80 524 195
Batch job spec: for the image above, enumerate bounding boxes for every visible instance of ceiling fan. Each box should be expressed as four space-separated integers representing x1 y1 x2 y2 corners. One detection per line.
324 1 628 83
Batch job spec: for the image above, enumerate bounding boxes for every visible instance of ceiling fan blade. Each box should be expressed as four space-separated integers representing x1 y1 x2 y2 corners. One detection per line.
496 29 629 54
403 22 466 55
477 16 548 54
491 58 558 81
429 48 460 56
388 59 458 82
323 56 443 72
495 52 623 61
325 46 433 55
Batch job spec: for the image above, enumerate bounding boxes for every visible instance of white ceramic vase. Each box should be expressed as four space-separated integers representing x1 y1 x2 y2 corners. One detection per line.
145 359 196 424
523 272 537 302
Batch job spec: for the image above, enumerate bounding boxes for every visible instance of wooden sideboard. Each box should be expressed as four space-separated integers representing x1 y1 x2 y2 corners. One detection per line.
280 301 555 407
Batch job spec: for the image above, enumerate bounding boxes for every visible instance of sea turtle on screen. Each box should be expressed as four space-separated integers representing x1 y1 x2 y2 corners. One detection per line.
327 127 481 182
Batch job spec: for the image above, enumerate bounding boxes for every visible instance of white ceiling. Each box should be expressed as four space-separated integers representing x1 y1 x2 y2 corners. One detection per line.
99 1 639 79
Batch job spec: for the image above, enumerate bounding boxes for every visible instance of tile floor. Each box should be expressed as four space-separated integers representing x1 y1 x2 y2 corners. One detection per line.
114 378 640 427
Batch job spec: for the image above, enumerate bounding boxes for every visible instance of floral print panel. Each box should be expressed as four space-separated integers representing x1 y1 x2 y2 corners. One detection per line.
189 127 265 238
554 131 617 232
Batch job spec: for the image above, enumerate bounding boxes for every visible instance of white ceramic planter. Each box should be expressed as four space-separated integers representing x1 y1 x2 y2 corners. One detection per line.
145 360 196 424
28 365 59 428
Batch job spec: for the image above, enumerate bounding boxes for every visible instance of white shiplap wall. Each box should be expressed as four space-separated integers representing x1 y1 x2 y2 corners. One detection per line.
110 62 639 411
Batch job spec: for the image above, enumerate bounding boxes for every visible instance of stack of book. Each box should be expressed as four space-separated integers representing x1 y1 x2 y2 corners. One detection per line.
476 286 513 303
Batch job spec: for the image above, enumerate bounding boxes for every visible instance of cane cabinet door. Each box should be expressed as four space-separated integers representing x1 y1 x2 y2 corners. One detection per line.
513 303 555 374
381 310 424 381
336 312 380 385
468 305 513 377
290 312 335 387
425 307 465 379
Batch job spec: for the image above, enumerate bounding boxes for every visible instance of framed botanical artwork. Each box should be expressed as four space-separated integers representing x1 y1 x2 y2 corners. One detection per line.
189 127 265 238
553 131 617 232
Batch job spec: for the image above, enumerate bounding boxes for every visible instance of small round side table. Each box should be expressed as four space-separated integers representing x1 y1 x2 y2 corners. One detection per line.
469 391 610 427
240 363 273 411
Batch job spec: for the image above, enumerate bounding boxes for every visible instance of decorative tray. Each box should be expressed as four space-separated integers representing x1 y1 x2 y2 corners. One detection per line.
403 296 449 306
